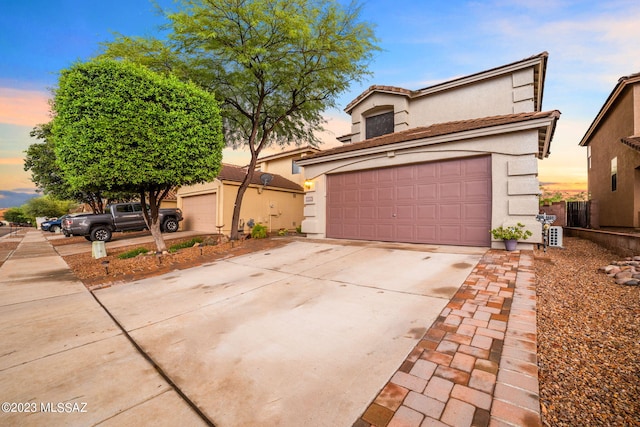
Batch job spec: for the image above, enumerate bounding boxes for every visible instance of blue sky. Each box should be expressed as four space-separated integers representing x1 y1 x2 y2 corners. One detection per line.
1 0 640 207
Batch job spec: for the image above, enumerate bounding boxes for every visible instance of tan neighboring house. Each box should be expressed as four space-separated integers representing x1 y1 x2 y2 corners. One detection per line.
298 52 560 249
177 147 318 234
579 72 640 228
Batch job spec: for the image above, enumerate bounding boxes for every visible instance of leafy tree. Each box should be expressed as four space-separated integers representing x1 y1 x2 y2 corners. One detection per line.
22 196 76 220
25 123 130 213
3 207 31 225
52 59 224 252
101 0 379 239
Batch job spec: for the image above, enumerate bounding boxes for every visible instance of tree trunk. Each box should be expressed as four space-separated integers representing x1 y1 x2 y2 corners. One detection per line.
230 156 258 240
141 189 168 253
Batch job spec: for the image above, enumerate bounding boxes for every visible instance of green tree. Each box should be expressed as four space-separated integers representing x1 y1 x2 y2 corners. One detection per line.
22 196 76 220
101 0 379 239
25 123 125 214
51 59 224 252
3 207 30 225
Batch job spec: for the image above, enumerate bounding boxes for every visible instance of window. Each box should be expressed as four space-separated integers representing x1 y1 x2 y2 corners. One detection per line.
292 160 300 175
365 111 394 139
587 146 591 169
611 157 617 192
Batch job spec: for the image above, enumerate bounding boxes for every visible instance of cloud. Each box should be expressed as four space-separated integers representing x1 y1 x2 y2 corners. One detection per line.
0 87 51 127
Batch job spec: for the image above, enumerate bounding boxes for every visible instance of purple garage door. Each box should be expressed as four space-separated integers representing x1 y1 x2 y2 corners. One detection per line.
326 156 492 246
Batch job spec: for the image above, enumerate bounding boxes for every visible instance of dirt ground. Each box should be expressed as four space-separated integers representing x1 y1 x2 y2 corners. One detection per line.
51 232 290 290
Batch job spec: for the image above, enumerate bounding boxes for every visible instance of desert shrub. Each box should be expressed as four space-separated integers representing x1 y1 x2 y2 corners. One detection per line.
169 237 203 252
277 228 287 236
251 224 268 239
118 247 150 259
295 225 302 234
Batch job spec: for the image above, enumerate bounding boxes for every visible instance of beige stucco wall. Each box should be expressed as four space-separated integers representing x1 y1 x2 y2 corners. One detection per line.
348 68 536 144
301 129 542 249
256 155 306 186
178 180 304 235
586 86 640 227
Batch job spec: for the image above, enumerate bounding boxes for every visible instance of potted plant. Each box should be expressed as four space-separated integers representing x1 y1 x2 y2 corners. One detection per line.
490 222 533 251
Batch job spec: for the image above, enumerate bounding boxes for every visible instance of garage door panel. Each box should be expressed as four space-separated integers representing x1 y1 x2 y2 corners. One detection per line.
464 180 491 198
377 187 394 201
440 182 462 198
396 185 414 200
417 205 437 220
417 184 437 201
464 203 491 220
439 204 461 220
327 156 491 246
182 194 217 232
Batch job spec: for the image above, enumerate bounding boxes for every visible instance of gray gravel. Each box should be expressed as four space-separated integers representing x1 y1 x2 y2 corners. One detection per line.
535 237 640 427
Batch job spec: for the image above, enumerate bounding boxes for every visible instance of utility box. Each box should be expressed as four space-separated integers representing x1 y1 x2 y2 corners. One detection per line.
549 226 563 247
92 241 107 259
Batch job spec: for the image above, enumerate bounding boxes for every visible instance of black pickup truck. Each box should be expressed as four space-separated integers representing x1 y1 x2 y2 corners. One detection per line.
62 202 183 242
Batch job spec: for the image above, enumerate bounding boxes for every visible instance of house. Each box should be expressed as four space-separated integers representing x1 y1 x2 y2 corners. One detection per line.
177 149 312 234
578 72 640 228
297 53 560 249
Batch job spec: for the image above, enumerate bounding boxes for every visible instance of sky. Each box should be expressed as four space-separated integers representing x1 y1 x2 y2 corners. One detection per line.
2 0 640 208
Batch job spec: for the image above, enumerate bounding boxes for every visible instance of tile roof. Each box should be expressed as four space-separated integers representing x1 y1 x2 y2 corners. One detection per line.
218 163 303 192
299 110 560 162
621 136 640 151
344 52 548 113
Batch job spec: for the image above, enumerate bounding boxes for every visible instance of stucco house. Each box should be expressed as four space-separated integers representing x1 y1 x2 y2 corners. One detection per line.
578 72 640 228
298 52 560 249
177 147 318 234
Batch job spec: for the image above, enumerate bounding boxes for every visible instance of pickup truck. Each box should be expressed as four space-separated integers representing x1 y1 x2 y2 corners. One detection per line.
62 202 183 242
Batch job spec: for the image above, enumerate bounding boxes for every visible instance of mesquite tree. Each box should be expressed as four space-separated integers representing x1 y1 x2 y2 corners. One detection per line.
101 0 379 239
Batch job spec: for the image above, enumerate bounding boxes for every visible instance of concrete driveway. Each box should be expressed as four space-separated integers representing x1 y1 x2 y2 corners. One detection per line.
94 239 484 426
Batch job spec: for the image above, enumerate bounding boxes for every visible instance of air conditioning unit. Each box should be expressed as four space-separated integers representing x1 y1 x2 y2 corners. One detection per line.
549 226 563 247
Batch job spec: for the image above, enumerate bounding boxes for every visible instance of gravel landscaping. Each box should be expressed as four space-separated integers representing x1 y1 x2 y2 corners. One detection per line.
535 237 640 427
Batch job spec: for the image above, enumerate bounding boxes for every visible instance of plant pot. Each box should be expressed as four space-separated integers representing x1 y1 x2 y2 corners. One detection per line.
504 239 518 251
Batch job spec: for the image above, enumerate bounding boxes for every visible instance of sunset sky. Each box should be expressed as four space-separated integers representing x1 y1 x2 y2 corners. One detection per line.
2 0 640 207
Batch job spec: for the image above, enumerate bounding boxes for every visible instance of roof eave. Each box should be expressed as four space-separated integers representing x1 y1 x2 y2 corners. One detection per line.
298 114 560 166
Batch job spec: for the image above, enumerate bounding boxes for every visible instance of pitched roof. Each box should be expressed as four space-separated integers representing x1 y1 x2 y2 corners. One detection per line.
621 135 640 151
344 52 548 113
298 110 560 164
579 72 640 146
218 164 303 192
256 145 321 162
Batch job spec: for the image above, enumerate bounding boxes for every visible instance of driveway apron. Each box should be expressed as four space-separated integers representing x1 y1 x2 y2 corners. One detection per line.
94 240 483 426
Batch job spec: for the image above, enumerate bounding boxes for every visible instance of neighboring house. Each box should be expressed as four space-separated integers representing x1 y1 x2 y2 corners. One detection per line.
579 72 640 228
298 52 560 249
177 163 304 235
254 145 321 187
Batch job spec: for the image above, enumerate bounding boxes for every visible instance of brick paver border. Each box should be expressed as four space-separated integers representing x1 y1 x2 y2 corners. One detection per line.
354 250 541 427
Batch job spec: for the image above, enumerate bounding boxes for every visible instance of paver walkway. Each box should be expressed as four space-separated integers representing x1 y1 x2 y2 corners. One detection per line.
354 250 541 427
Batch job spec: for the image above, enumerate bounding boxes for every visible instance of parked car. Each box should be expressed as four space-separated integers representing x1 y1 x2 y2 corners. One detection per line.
62 202 183 242
41 214 87 232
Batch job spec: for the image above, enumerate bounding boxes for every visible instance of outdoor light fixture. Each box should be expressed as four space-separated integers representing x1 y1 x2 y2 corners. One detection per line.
304 180 313 190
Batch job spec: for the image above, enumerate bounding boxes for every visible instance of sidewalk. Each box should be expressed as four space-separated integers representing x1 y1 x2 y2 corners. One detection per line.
0 231 207 426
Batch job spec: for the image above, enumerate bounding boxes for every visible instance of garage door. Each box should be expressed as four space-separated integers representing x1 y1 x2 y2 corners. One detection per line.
326 156 491 246
181 193 217 232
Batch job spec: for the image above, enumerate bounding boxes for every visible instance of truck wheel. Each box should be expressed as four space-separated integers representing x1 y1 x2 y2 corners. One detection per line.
90 226 112 242
163 218 179 233
84 236 92 241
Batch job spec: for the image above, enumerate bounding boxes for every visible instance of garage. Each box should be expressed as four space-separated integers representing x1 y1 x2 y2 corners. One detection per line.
181 193 217 233
326 156 492 246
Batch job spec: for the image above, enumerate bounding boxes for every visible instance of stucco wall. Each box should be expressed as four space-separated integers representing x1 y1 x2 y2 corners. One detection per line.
301 129 542 249
587 87 640 227
256 155 305 186
347 68 536 144
178 181 304 235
